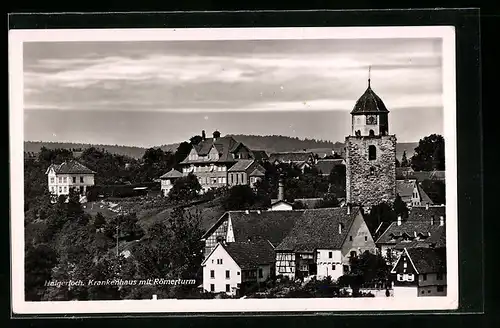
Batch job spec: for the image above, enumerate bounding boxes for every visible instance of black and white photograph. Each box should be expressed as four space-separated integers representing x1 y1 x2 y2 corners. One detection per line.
9 26 458 314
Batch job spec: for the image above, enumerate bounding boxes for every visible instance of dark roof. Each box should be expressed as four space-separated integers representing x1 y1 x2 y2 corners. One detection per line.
314 159 345 175
375 220 446 248
405 247 446 273
276 207 360 252
417 185 434 205
351 85 389 114
159 168 183 179
223 240 275 269
408 206 445 221
396 179 416 199
250 150 269 161
228 159 255 172
269 152 314 163
46 160 95 174
182 136 240 164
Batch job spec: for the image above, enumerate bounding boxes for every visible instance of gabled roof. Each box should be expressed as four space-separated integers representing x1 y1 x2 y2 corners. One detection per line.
396 179 417 198
351 84 389 114
159 168 183 179
250 150 269 161
182 136 241 164
375 220 445 248
275 207 361 252
405 247 447 274
228 159 255 172
45 160 95 175
408 206 445 221
269 152 314 163
314 159 345 175
223 240 275 269
249 167 266 177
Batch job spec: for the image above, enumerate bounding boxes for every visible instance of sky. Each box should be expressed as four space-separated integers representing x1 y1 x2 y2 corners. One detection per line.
23 38 444 147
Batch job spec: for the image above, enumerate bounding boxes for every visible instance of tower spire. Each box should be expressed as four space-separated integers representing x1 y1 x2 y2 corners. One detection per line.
368 65 371 87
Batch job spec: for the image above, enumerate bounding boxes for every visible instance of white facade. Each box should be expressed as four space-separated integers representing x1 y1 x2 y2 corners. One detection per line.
341 211 377 263
160 179 174 196
316 249 344 280
202 244 242 296
270 201 293 211
352 114 380 136
47 168 95 198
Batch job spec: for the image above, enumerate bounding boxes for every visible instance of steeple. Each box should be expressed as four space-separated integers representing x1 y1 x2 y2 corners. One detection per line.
368 65 371 88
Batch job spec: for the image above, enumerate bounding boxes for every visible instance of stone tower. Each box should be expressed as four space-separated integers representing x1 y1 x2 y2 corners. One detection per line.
345 74 396 207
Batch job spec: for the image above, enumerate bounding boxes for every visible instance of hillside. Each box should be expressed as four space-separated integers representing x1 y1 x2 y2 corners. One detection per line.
25 137 419 160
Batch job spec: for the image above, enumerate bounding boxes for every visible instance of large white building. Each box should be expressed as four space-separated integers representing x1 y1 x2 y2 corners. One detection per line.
45 160 95 201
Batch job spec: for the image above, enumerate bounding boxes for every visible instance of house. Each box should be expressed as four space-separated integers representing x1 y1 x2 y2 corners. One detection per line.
201 239 275 296
375 205 446 264
396 179 434 207
227 159 266 189
275 206 376 281
201 209 305 257
159 168 183 196
46 160 95 202
391 247 447 297
179 131 262 191
396 167 414 180
314 159 346 176
269 179 293 211
268 151 316 173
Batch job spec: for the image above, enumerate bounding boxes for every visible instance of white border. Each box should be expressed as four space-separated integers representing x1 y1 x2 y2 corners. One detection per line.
9 26 457 314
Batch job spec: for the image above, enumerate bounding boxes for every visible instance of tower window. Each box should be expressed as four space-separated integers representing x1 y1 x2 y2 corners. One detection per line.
369 129 375 137
368 145 377 160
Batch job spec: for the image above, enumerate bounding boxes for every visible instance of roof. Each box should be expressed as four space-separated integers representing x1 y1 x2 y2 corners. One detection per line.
417 185 434 205
181 136 240 164
396 167 414 179
314 159 345 175
276 207 360 252
351 84 389 114
408 171 445 182
228 159 255 172
396 179 416 199
159 168 183 179
268 152 314 163
223 240 275 269
250 150 269 161
249 168 266 177
375 219 446 248
46 160 95 175
203 210 305 247
408 206 445 221
405 247 447 274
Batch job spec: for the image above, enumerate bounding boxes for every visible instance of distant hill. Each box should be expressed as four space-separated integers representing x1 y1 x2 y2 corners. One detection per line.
25 137 419 160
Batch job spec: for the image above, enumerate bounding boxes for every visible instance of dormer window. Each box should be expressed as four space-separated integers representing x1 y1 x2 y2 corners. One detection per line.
368 146 377 160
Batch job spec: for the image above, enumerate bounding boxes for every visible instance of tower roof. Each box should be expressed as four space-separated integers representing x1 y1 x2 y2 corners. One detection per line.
351 84 389 115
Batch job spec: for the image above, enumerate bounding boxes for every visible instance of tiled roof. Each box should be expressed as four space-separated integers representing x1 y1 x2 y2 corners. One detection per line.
46 160 95 175
351 85 389 114
269 152 314 163
408 171 446 182
229 210 305 247
375 220 445 248
417 185 434 205
396 179 416 199
275 207 360 252
183 136 240 164
159 168 183 179
228 159 255 172
408 206 445 221
405 247 446 273
223 240 275 269
250 150 269 161
249 167 265 177
314 159 345 175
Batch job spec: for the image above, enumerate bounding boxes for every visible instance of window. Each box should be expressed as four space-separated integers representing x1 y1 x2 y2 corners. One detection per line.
80 176 84 183
317 251 321 259
369 129 375 137
72 177 76 183
63 177 67 183
210 284 215 292
370 166 375 175
50 177 54 183
63 186 67 192
343 265 350 273
59 187 62 193
237 272 240 276
58 177 62 183
397 274 404 281
211 259 214 264
226 270 230 279
210 270 215 278
217 259 223 265
427 290 431 293
421 290 425 294
350 251 357 258
364 236 368 241
403 261 407 268
226 284 230 292
222 177 226 184
422 274 427 281
349 236 353 241
258 268 263 278
436 273 443 280
368 145 377 160
328 251 333 259
332 265 336 270
437 286 444 292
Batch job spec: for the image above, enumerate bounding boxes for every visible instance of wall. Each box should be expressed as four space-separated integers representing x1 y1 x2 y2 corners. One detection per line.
316 249 343 280
257 264 272 283
270 202 293 211
203 245 242 296
352 114 381 136
276 251 296 279
393 286 418 298
204 214 229 256
417 285 447 297
228 171 248 186
345 135 396 206
341 212 377 263
48 171 95 196
184 164 228 190
418 272 447 287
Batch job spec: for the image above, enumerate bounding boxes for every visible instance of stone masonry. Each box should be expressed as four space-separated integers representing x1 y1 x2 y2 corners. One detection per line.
345 135 397 207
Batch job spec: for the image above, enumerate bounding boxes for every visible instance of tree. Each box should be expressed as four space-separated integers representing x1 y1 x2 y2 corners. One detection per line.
168 173 201 202
395 158 401 167
410 134 445 171
364 202 396 235
393 194 409 219
25 243 58 301
174 142 192 167
328 165 346 198
190 135 203 145
401 150 409 167
316 193 340 208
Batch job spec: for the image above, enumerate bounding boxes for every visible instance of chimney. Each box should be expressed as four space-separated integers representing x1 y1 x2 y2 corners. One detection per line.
347 204 351 215
213 130 221 141
278 178 285 201
439 216 444 226
397 215 402 226
338 223 343 235
202 130 206 141
426 203 429 210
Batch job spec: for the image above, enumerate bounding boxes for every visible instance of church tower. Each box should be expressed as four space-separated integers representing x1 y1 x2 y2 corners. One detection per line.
345 70 396 207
